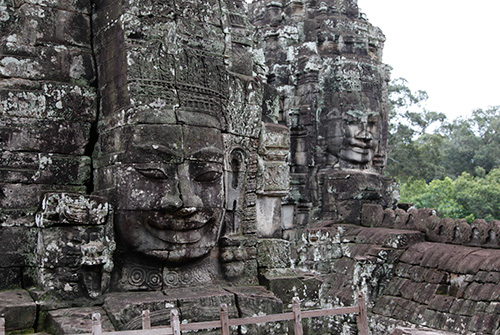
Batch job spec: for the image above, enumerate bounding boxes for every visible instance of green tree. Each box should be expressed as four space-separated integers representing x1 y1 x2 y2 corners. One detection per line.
386 78 447 182
440 106 500 177
454 168 500 222
400 167 500 222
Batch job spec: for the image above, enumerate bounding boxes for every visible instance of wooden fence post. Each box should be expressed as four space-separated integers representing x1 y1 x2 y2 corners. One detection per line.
220 304 230 335
170 309 181 335
142 310 151 329
292 297 303 335
92 313 102 335
356 293 369 335
0 317 5 335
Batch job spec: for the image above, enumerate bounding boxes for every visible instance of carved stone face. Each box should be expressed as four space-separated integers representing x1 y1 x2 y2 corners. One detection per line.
322 109 380 167
112 118 225 263
339 111 379 165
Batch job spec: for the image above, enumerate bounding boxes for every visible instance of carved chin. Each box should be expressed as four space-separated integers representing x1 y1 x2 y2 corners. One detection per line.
146 246 213 263
340 148 375 164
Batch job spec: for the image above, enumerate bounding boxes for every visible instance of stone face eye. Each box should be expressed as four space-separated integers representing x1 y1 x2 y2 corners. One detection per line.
194 170 222 183
135 168 168 180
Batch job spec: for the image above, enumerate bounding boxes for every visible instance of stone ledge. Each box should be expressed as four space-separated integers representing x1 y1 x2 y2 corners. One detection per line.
0 289 37 331
391 327 460 335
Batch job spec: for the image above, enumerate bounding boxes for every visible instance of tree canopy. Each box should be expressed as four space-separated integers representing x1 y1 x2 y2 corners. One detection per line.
387 77 500 222
387 77 500 183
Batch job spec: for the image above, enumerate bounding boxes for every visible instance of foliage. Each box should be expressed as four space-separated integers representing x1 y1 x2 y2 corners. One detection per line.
439 108 500 177
386 78 447 182
387 78 500 222
399 167 500 222
387 77 500 183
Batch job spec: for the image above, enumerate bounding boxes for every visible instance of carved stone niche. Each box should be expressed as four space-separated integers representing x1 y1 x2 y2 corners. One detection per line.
256 123 290 238
34 193 114 306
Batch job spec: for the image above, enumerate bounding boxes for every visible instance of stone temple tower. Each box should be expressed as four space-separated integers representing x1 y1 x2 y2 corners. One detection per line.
249 0 397 227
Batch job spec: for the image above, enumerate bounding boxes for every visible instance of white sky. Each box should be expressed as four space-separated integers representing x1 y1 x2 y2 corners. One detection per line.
357 0 500 120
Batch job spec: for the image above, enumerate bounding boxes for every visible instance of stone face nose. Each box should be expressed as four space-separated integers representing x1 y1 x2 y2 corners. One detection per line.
159 194 183 212
177 164 203 210
355 122 373 140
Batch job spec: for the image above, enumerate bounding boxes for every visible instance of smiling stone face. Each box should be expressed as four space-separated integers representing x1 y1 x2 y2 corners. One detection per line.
339 111 380 165
107 116 225 263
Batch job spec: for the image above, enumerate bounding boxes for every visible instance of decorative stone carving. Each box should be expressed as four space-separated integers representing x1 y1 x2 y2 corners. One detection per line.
91 0 276 292
35 193 114 302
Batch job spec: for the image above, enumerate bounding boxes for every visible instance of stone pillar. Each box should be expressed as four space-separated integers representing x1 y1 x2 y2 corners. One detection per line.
256 123 290 237
250 0 394 226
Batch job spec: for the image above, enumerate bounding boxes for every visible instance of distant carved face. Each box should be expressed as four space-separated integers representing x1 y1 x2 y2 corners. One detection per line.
112 117 225 263
339 111 379 164
322 109 380 166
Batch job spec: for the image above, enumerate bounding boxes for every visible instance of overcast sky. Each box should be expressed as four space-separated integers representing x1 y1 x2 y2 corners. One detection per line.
357 0 500 120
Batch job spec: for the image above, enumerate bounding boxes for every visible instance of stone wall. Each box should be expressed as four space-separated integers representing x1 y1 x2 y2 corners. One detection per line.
0 0 96 289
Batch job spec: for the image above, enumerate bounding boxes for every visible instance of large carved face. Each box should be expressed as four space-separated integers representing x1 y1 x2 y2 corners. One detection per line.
339 111 379 164
111 115 225 263
322 109 380 167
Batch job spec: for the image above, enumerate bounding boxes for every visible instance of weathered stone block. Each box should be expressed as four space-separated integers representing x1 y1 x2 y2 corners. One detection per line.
257 238 291 268
427 295 454 313
0 267 22 289
0 118 91 154
0 226 37 267
382 208 396 228
0 47 94 82
10 0 91 14
104 292 177 330
0 208 36 227
0 152 91 185
37 225 109 268
474 270 500 283
259 268 323 309
37 265 110 304
0 81 96 122
0 289 37 331
361 203 384 227
2 5 91 49
394 208 411 229
373 295 397 317
45 307 115 335
412 283 437 304
355 227 425 249
295 229 343 272
36 193 110 228
424 269 448 284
